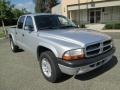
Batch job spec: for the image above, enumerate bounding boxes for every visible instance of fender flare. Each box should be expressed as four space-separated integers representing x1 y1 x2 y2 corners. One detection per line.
38 42 59 57
9 33 17 45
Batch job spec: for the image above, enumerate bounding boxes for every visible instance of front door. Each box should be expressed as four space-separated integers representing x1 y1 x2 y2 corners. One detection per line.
89 9 101 23
22 16 35 52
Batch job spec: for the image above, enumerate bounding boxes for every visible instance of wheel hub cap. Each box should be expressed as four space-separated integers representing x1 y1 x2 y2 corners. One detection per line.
41 58 52 77
10 40 14 50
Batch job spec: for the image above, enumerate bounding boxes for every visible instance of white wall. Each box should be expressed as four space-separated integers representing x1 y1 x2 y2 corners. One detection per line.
101 7 111 23
80 9 88 24
61 0 105 17
101 6 120 23
70 9 88 24
52 4 62 15
112 6 120 21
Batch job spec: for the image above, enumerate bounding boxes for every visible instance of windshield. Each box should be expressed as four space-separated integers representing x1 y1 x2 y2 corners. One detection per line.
34 15 77 30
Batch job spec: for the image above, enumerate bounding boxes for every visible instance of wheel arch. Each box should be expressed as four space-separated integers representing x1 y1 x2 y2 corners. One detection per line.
9 34 12 39
8 34 15 43
37 45 58 60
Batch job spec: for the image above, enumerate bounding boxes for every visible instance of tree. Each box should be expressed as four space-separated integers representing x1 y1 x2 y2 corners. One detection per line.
0 0 14 19
0 0 30 37
0 0 30 20
12 8 30 19
33 0 59 13
0 0 14 36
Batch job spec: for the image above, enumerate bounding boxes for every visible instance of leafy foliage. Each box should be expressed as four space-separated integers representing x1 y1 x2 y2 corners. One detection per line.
0 0 30 26
34 0 59 13
0 0 13 19
0 0 30 20
105 22 120 29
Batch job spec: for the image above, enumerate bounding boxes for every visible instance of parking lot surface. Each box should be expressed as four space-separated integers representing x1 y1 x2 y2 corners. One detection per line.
0 32 120 90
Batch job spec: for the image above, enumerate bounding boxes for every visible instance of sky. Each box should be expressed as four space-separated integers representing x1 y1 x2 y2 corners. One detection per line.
11 0 35 13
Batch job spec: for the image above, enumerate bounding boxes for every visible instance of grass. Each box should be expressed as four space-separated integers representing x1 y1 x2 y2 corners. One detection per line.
0 32 5 38
0 26 11 38
0 27 5 38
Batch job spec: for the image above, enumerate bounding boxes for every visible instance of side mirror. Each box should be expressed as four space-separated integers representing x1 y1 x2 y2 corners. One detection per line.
24 25 34 32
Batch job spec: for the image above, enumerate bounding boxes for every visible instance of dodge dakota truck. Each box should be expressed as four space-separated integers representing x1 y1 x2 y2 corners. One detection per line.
8 13 115 83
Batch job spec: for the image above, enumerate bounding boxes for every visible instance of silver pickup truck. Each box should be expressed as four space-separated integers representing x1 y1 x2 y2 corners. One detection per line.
8 13 115 82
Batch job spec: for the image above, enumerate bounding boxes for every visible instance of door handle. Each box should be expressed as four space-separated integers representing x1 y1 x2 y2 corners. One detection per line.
22 34 24 37
15 32 17 35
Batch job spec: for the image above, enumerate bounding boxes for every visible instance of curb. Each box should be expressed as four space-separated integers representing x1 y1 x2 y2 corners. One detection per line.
0 37 6 40
100 30 120 32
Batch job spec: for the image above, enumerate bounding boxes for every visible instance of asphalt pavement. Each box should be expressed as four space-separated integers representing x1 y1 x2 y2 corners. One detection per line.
0 32 120 90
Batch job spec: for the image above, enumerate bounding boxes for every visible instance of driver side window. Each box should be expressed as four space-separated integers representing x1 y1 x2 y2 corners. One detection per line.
24 16 34 31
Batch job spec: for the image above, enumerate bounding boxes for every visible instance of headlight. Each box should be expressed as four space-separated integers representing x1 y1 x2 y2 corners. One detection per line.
63 49 84 61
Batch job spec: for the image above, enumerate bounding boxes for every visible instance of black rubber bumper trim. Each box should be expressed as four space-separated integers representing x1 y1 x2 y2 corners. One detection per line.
57 47 115 68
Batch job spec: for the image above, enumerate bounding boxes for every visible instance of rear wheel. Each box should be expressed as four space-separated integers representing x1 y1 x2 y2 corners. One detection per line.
39 51 62 83
10 38 19 52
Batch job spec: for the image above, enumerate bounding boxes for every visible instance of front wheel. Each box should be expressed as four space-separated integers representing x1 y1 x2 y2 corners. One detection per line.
10 38 19 52
39 51 62 83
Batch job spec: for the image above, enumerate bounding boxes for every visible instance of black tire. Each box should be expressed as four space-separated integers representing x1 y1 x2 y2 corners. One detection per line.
10 38 19 52
39 51 62 83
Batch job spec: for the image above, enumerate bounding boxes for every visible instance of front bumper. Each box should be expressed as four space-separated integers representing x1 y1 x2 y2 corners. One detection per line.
58 47 115 75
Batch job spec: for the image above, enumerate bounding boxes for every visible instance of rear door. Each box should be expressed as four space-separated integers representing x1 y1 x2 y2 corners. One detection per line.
16 16 26 48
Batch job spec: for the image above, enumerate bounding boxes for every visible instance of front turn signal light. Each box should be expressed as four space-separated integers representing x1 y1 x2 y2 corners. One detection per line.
63 49 84 61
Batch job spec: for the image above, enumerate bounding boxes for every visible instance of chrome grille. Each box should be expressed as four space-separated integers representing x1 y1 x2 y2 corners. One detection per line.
85 40 112 57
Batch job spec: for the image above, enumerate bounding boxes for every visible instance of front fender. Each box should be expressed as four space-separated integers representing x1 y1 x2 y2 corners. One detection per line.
38 42 59 57
9 33 16 44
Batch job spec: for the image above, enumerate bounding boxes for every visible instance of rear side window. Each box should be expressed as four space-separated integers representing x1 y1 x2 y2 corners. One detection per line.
18 16 25 29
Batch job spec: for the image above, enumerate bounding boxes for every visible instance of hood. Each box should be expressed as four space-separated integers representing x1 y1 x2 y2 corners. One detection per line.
38 28 111 47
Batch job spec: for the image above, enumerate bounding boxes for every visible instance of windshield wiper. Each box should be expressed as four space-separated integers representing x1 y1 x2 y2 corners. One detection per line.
38 26 58 30
38 26 78 30
59 25 78 29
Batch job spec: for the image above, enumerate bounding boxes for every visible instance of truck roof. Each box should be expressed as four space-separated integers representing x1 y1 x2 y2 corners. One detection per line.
21 13 59 17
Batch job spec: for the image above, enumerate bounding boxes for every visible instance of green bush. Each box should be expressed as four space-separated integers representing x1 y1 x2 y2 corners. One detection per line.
105 24 113 29
80 24 86 28
105 23 120 29
115 23 120 29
